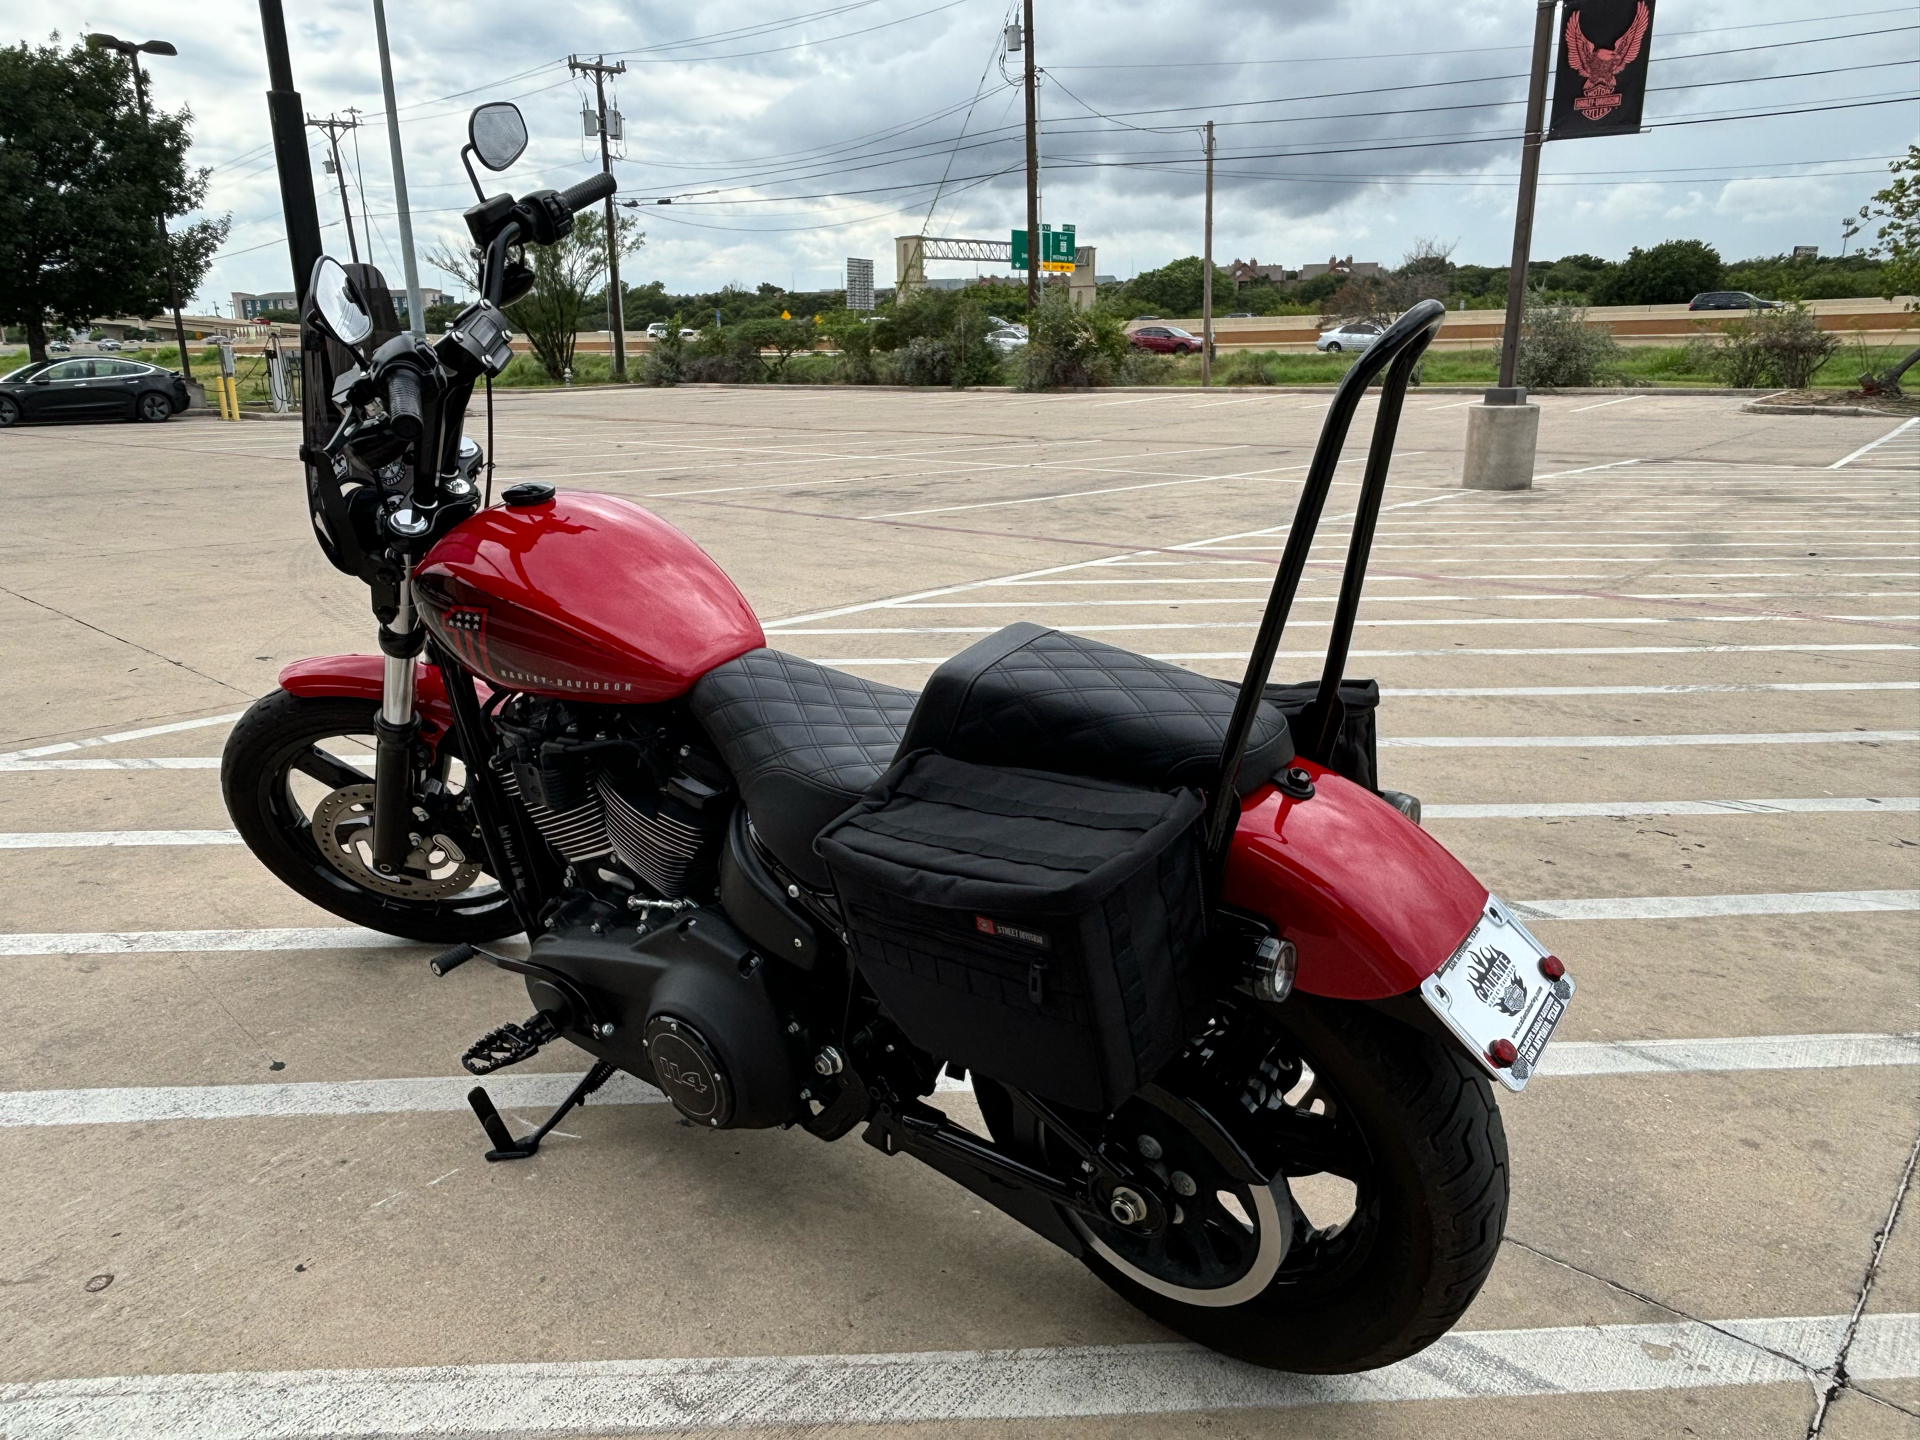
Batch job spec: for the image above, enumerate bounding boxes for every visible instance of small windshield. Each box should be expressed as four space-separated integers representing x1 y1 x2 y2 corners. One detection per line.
1 361 51 383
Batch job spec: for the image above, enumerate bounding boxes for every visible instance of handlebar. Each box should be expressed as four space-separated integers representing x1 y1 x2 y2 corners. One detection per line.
557 172 616 214
384 367 425 442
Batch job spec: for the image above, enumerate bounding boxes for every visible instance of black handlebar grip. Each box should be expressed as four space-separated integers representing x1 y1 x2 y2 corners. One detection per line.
384 367 425 441
557 171 617 214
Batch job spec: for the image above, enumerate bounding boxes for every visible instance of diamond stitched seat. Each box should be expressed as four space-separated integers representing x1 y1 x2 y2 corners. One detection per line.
689 648 917 888
895 623 1293 795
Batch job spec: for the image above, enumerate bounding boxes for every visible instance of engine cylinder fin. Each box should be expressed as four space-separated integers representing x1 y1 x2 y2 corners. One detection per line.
597 774 709 898
497 759 614 863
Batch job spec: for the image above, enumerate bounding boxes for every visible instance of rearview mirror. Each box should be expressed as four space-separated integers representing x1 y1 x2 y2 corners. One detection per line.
308 256 374 347
469 103 528 172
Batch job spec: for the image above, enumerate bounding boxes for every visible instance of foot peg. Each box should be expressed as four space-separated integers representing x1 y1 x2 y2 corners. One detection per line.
462 1012 558 1076
467 1061 617 1162
429 943 477 977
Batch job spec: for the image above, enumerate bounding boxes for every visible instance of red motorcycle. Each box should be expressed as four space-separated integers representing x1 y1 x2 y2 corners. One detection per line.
223 102 1574 1375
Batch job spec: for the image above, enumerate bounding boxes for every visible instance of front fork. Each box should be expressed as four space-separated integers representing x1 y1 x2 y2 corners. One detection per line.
371 578 424 874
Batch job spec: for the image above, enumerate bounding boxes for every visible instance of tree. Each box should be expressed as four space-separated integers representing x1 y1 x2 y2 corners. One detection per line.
429 209 642 379
1115 257 1233 319
1854 144 1920 306
1591 239 1722 306
0 36 228 361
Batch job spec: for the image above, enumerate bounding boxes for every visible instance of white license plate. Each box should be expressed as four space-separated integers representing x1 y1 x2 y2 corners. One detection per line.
1421 896 1574 1092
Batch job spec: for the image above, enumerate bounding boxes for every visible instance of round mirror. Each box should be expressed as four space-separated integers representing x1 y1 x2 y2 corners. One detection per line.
308 256 373 347
469 103 528 173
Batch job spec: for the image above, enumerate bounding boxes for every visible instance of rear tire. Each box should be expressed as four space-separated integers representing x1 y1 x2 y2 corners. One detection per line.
222 689 521 943
1324 342 1343 353
0 395 19 427
984 995 1508 1373
137 391 172 422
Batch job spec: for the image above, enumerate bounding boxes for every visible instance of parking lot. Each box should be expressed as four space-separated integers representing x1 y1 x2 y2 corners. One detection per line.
0 386 1915 1438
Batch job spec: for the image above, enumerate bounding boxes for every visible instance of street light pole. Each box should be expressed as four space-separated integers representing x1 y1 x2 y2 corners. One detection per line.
370 0 425 336
1494 0 1558 397
88 34 194 383
1201 119 1214 388
1021 0 1039 317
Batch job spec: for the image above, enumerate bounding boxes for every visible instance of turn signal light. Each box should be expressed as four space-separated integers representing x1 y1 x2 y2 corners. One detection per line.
1488 1038 1519 1068
1539 955 1566 981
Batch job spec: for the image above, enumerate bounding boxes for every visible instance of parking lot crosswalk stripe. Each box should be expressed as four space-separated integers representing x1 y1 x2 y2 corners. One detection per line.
2 1034 1910 1129
1539 1032 1920 1077
1830 416 1920 469
1425 797 1920 819
0 1313 1908 1435
0 711 244 764
0 756 222 771
1381 731 1920 749
1509 890 1919 921
0 829 240 848
2 891 1910 958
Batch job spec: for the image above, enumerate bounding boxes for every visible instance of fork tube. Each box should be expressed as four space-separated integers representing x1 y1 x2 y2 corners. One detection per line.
371 581 421 873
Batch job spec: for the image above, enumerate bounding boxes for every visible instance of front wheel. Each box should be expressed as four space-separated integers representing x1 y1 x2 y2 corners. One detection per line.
222 690 521 943
982 994 1508 1373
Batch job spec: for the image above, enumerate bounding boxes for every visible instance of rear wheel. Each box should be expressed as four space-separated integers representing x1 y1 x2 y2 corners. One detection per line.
980 994 1508 1373
222 690 520 942
1324 341 1343 353
137 391 172 422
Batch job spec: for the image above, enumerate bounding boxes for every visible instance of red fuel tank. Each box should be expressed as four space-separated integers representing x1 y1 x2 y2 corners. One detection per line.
413 491 764 702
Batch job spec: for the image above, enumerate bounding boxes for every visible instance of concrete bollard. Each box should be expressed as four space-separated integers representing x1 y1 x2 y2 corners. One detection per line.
1462 391 1540 490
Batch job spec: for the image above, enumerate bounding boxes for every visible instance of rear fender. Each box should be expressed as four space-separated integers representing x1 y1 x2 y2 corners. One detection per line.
1224 760 1488 1000
277 654 483 750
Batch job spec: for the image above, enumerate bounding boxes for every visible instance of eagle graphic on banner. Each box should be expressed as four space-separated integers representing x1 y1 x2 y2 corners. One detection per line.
1565 2 1650 121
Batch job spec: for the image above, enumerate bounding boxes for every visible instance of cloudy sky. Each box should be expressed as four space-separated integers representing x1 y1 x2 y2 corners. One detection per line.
12 0 1914 310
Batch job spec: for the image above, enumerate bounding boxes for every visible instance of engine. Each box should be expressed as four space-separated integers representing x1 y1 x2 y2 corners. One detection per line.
489 697 810 1129
491 696 732 902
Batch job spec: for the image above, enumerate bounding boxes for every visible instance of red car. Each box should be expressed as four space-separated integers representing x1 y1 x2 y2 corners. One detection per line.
1128 323 1210 356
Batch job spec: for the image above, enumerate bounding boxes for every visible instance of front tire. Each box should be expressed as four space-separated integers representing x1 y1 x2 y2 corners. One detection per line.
222 690 521 943
984 995 1508 1373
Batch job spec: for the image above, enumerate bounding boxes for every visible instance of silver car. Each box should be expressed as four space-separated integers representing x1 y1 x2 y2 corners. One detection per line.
1315 320 1384 354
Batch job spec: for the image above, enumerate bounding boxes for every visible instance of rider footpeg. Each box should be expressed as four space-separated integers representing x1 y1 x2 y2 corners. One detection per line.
462 1012 559 1075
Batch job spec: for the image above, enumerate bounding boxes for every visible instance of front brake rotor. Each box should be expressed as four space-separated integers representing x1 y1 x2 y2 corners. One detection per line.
311 782 480 900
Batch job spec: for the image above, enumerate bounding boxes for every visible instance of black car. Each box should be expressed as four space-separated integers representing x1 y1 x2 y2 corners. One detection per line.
1687 291 1783 311
0 357 190 426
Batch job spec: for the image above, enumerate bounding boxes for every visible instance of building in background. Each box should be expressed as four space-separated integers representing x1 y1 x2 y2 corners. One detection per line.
233 286 448 321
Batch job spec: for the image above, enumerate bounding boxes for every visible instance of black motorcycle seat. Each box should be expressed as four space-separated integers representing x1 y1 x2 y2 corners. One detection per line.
689 648 918 890
895 623 1293 797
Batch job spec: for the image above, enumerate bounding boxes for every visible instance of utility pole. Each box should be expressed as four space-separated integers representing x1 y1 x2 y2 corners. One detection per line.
1201 119 1214 387
570 55 628 381
1494 0 1557 397
1021 0 1039 317
370 0 424 336
307 112 362 263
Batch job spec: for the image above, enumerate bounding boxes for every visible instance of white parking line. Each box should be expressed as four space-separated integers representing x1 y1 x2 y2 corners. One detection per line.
2 1034 1910 1129
1 1313 1907 1436
1566 395 1640 413
0 757 223 771
1425 797 1919 819
3 889 1909 957
1509 889 1917 921
1831 416 1919 469
0 711 244 763
0 829 240 849
1380 731 1919 749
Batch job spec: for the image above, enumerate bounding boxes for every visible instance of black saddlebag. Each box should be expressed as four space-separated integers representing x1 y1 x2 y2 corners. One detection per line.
816 751 1208 1112
1264 678 1381 792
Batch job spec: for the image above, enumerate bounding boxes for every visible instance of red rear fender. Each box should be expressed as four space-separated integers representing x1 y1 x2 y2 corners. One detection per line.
1225 761 1488 1000
277 655 485 748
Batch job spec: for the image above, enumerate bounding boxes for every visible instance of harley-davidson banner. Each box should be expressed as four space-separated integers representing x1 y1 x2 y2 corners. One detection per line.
1549 0 1657 140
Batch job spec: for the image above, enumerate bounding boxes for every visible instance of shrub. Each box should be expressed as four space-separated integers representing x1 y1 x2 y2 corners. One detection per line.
1700 303 1841 389
874 289 1000 387
1592 239 1723 306
1018 291 1128 389
1516 296 1628 388
640 317 684 386
1215 350 1275 386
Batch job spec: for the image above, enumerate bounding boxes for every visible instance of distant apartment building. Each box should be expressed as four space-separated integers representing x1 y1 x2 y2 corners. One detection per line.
232 285 449 322
1229 256 1383 292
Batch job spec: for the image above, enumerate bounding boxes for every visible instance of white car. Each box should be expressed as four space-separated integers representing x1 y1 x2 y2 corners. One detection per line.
95 339 123 352
1316 320 1383 354
985 327 1027 354
645 322 670 339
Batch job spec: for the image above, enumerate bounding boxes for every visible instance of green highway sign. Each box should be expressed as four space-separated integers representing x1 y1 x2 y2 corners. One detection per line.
1011 224 1076 272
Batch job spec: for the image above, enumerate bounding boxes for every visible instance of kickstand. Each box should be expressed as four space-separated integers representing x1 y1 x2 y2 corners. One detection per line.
467 1061 617 1162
